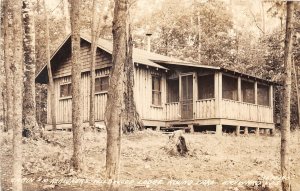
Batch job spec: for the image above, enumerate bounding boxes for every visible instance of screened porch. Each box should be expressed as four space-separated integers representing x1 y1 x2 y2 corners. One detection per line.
165 72 274 125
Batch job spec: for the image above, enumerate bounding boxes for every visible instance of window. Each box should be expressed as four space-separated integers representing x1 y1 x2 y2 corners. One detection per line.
241 80 255 103
60 83 72 98
222 75 238 101
198 74 214 99
258 84 269 106
167 79 179 103
95 76 109 93
152 76 161 106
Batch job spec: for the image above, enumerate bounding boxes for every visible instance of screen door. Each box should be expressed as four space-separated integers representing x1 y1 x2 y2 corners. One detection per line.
181 75 193 119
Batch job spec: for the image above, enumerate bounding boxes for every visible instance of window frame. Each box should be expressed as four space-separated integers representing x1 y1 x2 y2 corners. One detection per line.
95 75 109 94
152 75 162 106
222 74 238 101
59 82 72 100
241 79 255 104
257 83 270 106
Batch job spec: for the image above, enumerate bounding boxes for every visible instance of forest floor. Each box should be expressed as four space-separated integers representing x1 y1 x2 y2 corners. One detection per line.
1 129 300 191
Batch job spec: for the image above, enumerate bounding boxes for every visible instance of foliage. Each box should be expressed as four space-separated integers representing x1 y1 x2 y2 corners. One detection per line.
134 0 236 68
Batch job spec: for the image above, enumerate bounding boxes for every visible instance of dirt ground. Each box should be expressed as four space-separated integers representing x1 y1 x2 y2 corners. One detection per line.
1 129 300 191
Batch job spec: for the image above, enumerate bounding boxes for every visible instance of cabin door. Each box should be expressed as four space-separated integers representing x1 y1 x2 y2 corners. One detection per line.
180 74 193 119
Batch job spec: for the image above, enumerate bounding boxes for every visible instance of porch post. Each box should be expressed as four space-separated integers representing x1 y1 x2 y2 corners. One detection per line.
269 85 273 108
193 73 197 119
254 82 258 104
217 72 222 118
214 72 219 118
179 75 182 118
238 77 242 101
216 72 223 135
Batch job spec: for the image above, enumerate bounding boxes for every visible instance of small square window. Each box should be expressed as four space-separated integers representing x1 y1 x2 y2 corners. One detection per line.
60 83 72 98
95 76 109 93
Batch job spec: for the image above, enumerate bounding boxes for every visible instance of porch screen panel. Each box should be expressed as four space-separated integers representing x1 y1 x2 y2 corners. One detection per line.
167 79 179 103
198 74 214 99
241 80 255 103
258 84 269 106
222 75 238 101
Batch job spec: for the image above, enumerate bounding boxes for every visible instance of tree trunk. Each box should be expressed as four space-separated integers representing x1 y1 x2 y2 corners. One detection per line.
3 0 14 132
70 0 84 171
197 11 201 64
12 0 24 190
260 0 265 35
89 0 110 129
122 20 143 133
166 130 188 156
105 0 129 189
35 0 46 71
43 0 56 131
292 56 300 127
23 0 37 137
89 0 99 129
63 0 71 35
281 2 294 191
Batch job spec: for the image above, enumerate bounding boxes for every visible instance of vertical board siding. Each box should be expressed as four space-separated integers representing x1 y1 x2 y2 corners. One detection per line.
47 68 110 124
134 67 166 121
165 102 180 120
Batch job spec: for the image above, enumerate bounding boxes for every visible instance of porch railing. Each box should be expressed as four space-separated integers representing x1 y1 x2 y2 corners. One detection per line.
221 99 273 123
195 99 216 119
164 98 273 123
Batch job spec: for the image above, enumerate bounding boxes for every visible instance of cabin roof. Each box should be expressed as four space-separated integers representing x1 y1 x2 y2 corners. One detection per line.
35 34 277 85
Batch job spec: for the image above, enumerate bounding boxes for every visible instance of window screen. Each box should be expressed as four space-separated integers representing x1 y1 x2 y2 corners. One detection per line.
241 80 255 103
258 84 269 106
222 75 238 101
167 79 179 103
198 74 214 99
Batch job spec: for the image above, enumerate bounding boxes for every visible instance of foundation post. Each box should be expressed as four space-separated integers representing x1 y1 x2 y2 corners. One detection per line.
266 129 270 135
256 127 260 136
270 128 275 136
244 127 248 135
216 124 222 135
188 124 194 133
236 126 240 136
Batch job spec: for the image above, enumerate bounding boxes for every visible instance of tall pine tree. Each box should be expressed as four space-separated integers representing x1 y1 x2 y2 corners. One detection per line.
281 1 295 191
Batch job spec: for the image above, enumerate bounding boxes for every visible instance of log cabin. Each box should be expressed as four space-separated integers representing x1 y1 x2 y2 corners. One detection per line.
35 34 276 135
